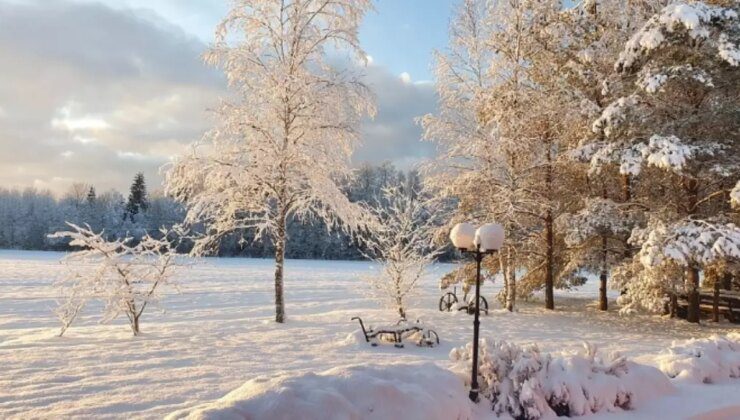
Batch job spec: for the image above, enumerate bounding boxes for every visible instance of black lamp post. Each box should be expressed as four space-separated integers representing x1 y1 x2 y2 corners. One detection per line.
450 222 504 403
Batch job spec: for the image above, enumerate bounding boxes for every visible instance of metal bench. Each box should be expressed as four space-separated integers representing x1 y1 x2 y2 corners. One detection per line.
351 317 440 348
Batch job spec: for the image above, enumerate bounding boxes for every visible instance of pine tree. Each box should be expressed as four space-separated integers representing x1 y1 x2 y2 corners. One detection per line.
86 186 96 206
586 1 740 322
124 173 148 223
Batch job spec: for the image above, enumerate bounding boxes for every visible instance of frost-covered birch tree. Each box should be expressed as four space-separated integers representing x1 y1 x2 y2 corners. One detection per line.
364 186 445 319
165 0 376 323
50 223 180 336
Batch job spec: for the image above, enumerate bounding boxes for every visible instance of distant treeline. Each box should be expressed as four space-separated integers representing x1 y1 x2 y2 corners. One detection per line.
0 162 437 260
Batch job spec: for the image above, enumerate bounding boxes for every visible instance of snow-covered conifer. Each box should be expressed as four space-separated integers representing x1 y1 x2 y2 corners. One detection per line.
586 0 739 322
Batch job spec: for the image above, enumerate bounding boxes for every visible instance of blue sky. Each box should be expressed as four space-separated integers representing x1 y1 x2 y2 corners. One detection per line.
361 0 453 81
0 0 454 193
83 0 454 81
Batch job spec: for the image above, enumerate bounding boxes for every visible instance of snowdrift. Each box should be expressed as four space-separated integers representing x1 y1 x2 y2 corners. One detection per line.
166 363 471 420
449 339 674 419
656 332 740 384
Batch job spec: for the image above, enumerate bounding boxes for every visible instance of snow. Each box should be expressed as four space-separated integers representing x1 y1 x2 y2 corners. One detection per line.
617 2 740 70
450 340 674 418
656 333 740 384
1 250 738 418
732 181 740 208
166 363 471 420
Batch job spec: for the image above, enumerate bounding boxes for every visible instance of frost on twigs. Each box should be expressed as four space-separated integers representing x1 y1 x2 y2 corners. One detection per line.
449 339 672 419
50 223 182 336
363 186 446 319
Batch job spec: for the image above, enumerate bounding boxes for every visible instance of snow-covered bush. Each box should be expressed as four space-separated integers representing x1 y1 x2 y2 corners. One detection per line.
449 339 673 419
166 363 471 420
656 333 740 384
50 223 181 336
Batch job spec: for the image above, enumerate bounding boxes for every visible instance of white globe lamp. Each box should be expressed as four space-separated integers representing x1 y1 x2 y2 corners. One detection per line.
449 222 476 251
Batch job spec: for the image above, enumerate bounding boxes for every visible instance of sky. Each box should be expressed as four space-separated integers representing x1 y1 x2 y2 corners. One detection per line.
0 0 455 195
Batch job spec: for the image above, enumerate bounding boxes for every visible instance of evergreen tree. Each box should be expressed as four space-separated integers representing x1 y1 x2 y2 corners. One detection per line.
86 186 96 206
124 173 148 222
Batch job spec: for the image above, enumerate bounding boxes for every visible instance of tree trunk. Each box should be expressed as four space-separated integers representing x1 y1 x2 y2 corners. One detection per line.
599 232 609 311
544 138 554 310
684 177 700 324
506 248 516 312
712 276 720 323
721 272 731 290
395 277 406 320
670 293 678 317
274 210 287 323
545 210 554 310
620 174 632 296
686 267 701 324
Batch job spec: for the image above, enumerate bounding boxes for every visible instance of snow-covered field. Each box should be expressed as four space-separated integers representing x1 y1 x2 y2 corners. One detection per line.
0 250 737 419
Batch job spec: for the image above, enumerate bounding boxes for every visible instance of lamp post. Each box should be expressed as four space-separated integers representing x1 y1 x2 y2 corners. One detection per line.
450 222 504 403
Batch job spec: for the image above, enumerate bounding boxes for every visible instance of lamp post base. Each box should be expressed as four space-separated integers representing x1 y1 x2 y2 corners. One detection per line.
469 389 479 403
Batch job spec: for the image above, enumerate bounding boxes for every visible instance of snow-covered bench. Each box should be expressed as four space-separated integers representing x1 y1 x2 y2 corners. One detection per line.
351 317 439 348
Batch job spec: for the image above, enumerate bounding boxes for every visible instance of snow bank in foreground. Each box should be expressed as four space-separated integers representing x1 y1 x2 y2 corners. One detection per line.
166 363 471 420
656 332 740 384
449 340 673 419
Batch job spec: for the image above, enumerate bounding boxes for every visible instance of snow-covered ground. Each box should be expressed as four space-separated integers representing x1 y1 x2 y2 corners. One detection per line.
0 250 737 419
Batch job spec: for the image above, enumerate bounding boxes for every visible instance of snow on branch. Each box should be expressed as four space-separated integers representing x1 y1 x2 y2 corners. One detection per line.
732 180 740 208
636 64 714 93
363 186 446 319
617 1 740 71
636 218 740 268
577 133 725 176
165 0 377 256
50 223 182 336
559 198 632 247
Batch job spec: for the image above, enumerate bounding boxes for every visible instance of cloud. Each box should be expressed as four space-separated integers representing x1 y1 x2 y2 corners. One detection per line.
356 65 437 169
0 0 438 195
0 0 223 194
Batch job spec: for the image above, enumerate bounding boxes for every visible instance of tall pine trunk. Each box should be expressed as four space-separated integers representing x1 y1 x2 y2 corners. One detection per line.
600 187 609 311
620 174 632 297
600 233 608 311
274 208 287 323
684 177 700 324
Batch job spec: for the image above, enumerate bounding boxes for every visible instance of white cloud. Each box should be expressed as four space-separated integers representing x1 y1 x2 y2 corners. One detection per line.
0 0 438 195
51 103 111 132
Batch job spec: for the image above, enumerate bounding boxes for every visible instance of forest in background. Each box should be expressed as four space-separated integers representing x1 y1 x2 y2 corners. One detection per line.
0 161 423 260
